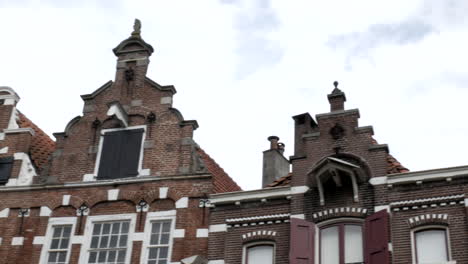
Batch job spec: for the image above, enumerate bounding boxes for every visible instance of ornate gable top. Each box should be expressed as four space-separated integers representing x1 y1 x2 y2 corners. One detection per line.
113 19 154 56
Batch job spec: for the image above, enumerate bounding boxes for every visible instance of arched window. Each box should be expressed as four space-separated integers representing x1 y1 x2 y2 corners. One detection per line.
243 241 275 264
413 227 450 264
320 222 364 264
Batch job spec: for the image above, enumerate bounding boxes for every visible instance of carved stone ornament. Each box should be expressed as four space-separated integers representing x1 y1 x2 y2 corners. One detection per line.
330 123 345 140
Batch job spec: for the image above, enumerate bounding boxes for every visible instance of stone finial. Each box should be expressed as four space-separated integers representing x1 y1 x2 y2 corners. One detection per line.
327 80 346 111
131 19 142 37
332 80 343 94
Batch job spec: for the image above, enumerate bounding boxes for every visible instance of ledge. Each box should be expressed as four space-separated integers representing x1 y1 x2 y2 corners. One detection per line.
0 173 212 192
4 128 35 136
316 109 360 119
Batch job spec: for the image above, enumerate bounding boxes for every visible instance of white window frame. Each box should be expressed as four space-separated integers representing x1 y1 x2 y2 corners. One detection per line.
39 217 77 264
87 125 148 181
242 240 276 264
79 213 137 264
411 225 453 264
314 217 364 264
140 210 176 264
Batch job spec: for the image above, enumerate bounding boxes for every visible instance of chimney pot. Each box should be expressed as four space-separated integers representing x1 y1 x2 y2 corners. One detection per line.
267 136 280 150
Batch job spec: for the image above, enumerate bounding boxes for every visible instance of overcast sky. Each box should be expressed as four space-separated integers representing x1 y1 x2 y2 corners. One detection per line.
1 0 467 190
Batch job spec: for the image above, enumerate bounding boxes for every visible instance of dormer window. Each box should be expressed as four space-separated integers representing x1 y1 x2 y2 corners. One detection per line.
308 157 367 206
96 127 144 180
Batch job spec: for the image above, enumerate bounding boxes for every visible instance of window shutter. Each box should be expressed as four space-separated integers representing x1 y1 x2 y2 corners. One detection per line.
0 156 14 184
120 128 144 178
289 218 315 264
365 209 390 264
97 130 124 179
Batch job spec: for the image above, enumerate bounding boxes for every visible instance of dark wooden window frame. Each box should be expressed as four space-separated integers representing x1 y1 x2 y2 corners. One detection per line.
413 226 450 264
319 221 364 264
243 241 275 264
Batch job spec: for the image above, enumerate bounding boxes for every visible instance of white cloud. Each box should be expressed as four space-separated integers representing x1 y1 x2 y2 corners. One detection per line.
0 0 467 190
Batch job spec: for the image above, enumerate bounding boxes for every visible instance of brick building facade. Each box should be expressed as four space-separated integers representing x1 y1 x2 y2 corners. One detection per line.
0 21 467 264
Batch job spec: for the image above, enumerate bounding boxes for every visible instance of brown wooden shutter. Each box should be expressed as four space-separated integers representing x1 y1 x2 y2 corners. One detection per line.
97 130 124 179
365 209 390 264
97 128 144 180
120 128 144 178
290 218 315 264
0 156 14 184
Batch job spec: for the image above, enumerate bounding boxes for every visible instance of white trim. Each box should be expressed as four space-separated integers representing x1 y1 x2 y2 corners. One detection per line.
209 224 227 233
159 187 169 199
209 186 301 205
465 198 468 206
242 240 275 264
0 86 20 103
107 103 128 127
369 176 387 185
0 237 2 245
0 174 211 191
4 128 35 136
371 165 468 186
11 237 24 245
0 133 4 140
196 229 209 238
0 208 9 218
108 189 119 201
40 206 52 217
410 225 452 264
79 213 137 264
0 147 7 154
290 214 305 219
33 236 45 245
175 197 189 208
133 232 145 241
208 261 225 264
173 229 185 238
62 195 71 206
375 205 390 213
140 210 177 264
71 235 84 244
291 186 309 194
226 213 291 223
39 217 77 264
390 194 464 207
6 152 37 186
87 125 148 182
7 107 19 129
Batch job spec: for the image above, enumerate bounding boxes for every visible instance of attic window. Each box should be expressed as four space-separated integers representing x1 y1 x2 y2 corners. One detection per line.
96 128 144 180
0 156 14 184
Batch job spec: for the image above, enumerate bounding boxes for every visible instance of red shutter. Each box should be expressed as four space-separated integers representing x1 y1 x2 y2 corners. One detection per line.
290 218 315 264
365 209 390 264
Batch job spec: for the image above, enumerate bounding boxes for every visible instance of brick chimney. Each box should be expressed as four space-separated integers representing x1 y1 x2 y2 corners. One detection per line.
327 81 346 112
262 136 290 188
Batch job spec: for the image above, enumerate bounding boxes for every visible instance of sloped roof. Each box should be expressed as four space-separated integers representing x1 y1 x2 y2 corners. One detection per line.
18 112 55 170
196 148 242 193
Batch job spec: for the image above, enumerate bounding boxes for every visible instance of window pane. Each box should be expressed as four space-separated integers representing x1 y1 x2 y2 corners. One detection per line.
321 226 339 264
247 245 274 264
416 229 448 263
345 225 363 263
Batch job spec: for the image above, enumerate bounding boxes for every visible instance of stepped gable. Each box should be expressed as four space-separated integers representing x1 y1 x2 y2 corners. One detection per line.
17 111 55 170
196 147 242 193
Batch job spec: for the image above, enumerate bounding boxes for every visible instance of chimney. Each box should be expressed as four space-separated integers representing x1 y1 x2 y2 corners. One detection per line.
327 81 346 112
262 136 290 188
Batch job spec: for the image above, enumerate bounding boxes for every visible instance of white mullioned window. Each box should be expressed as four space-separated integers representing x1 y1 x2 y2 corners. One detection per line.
40 217 77 264
79 214 136 264
141 210 176 264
